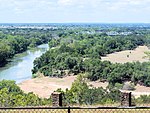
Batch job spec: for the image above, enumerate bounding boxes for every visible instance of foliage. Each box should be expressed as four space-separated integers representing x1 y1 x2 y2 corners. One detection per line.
0 80 51 107
62 74 121 105
136 95 150 104
0 29 53 66
122 83 135 90
2 25 150 106
32 28 150 87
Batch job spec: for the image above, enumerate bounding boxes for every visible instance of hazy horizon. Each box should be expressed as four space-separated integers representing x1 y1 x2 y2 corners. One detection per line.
0 23 150 24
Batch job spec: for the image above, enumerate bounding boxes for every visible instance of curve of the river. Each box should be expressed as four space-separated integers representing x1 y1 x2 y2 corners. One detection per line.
0 44 49 83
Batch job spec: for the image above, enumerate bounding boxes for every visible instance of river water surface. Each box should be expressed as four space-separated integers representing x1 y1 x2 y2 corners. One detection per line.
0 44 49 83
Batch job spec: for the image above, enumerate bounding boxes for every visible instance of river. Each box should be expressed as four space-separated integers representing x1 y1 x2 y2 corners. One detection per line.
0 44 49 83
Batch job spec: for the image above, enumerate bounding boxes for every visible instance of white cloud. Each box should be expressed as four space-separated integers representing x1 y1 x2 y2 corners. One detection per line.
0 0 55 14
0 0 149 13
57 0 73 6
56 0 150 15
0 0 150 22
126 0 150 5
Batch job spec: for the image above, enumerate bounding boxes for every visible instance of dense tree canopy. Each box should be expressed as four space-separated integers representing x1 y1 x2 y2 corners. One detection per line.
0 80 51 107
58 74 121 105
32 29 150 87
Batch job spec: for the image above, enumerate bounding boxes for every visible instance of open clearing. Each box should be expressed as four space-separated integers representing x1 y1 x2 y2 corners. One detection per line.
101 46 150 63
18 76 76 98
18 75 150 98
18 76 108 98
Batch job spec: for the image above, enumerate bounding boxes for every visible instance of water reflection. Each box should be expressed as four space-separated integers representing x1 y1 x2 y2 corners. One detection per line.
0 44 49 83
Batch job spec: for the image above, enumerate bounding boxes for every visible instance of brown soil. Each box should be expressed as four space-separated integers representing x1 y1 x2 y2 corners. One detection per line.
18 76 76 98
18 76 108 98
18 75 150 98
101 46 150 63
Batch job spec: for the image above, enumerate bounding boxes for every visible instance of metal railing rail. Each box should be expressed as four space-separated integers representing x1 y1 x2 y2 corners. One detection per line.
0 106 150 109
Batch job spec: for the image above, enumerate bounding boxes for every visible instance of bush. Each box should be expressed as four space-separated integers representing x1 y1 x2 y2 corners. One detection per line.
122 83 135 91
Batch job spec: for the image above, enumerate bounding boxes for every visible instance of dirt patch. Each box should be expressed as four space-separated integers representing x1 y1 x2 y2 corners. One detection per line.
18 76 109 98
18 75 150 98
121 84 150 98
18 76 76 98
101 46 150 63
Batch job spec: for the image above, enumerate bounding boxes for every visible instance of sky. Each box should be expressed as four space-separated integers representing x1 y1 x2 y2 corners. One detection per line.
0 0 150 23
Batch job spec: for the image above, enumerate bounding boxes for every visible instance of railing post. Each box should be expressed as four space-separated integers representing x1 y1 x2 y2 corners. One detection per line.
51 92 62 107
121 92 132 107
129 92 132 107
68 106 70 113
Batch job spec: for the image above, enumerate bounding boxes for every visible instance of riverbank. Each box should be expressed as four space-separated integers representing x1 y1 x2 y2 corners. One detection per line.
0 44 49 83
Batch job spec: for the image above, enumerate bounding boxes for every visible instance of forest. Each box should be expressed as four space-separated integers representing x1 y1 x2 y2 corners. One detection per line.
32 26 150 87
1 24 150 106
